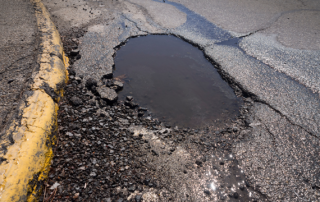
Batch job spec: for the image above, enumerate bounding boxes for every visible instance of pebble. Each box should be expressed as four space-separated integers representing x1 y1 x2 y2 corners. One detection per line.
68 68 76 76
66 132 73 137
126 96 133 101
70 48 80 56
204 190 210 195
70 96 82 106
85 78 97 89
46 72 253 201
97 86 118 102
73 193 79 199
113 80 124 90
128 185 136 192
195 160 202 166
135 194 142 202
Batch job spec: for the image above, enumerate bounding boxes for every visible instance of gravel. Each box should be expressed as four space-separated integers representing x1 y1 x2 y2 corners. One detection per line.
40 62 265 201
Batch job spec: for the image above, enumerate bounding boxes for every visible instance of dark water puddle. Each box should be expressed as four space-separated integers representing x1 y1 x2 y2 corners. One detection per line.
114 35 242 128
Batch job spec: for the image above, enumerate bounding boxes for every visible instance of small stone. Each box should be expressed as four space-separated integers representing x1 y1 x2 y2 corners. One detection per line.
75 77 82 83
135 194 142 202
201 156 207 162
102 72 113 79
125 101 138 108
50 182 60 190
204 190 210 195
66 132 73 137
104 198 111 202
68 69 76 76
86 78 97 89
138 111 144 117
138 107 147 111
126 96 133 101
151 150 159 156
128 185 136 192
99 99 107 107
233 192 239 199
70 48 80 56
97 86 118 102
118 118 129 125
144 178 151 185
195 160 202 166
73 193 79 199
96 108 109 117
88 99 96 106
113 81 124 90
70 96 82 106
90 172 97 177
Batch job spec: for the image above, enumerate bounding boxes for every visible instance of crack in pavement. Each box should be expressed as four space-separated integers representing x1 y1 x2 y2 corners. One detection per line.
0 54 33 75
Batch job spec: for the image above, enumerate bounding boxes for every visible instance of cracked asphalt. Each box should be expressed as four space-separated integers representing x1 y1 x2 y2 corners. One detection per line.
0 0 39 132
1 0 316 201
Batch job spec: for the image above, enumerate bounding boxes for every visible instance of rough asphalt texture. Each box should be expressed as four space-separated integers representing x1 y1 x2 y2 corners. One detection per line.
0 0 38 132
43 74 261 202
42 0 320 201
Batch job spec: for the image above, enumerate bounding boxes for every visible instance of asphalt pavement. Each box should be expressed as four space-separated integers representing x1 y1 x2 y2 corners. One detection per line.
1 0 320 201
0 0 38 132
42 0 320 201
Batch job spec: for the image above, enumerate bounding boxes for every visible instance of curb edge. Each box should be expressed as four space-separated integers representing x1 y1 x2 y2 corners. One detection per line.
0 0 68 201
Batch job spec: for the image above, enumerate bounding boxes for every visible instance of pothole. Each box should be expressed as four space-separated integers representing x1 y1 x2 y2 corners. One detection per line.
42 32 266 201
114 35 242 128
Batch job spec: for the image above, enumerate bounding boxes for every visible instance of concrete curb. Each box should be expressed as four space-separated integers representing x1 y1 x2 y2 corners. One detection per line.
0 0 68 201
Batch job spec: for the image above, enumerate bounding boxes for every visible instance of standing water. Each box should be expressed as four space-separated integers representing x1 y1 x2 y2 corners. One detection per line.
114 35 241 128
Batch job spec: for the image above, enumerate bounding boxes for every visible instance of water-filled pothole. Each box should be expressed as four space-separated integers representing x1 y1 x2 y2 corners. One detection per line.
114 35 241 128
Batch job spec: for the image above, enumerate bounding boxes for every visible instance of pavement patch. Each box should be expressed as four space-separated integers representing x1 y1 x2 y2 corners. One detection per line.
0 0 68 201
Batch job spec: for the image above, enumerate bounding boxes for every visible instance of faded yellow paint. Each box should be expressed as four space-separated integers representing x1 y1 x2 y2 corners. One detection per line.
32 55 67 98
31 0 68 96
0 91 57 201
0 0 69 201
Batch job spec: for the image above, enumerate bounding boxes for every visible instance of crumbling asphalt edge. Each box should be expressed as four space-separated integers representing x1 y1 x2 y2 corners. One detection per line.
0 0 68 201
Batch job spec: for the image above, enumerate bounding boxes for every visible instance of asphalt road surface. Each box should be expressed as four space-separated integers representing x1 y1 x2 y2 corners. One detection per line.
0 0 38 132
40 0 320 201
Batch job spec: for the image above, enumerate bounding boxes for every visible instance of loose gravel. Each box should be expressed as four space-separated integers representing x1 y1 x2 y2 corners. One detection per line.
40 69 265 201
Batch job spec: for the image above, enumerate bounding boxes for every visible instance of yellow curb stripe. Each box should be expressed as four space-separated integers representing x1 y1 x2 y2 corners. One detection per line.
0 0 68 201
32 0 68 98
0 91 57 202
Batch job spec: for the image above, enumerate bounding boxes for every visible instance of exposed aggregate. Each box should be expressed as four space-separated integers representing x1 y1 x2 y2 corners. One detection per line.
40 67 264 201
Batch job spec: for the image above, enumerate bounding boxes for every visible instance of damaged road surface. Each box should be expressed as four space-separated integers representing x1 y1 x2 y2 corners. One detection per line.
42 0 320 201
48 74 256 201
113 35 242 128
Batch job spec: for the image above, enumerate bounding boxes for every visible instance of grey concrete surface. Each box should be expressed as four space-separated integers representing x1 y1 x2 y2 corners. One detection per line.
240 34 320 94
205 44 320 136
0 0 38 132
129 0 187 28
169 0 320 49
234 102 320 201
42 0 320 201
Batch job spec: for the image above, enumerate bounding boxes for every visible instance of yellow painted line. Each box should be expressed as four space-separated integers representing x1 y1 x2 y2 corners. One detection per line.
31 0 68 99
0 0 68 201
